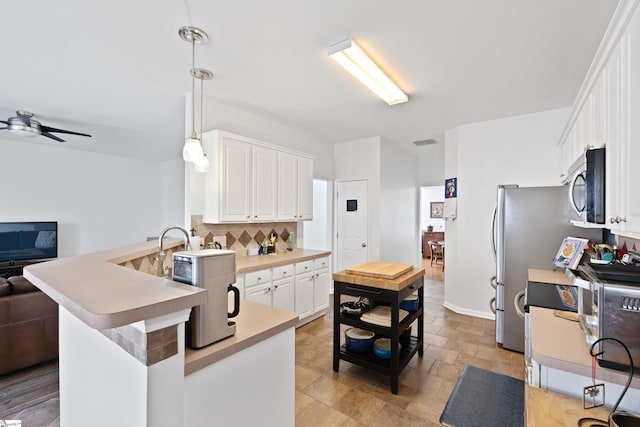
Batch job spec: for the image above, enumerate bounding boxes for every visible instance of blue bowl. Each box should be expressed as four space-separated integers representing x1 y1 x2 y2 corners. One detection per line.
345 328 375 353
373 338 400 359
399 295 419 311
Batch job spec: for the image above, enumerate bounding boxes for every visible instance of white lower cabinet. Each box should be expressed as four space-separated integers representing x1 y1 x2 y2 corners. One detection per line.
243 267 295 312
314 267 330 313
241 255 331 326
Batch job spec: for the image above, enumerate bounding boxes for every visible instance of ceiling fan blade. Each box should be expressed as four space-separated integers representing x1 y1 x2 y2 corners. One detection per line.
40 131 66 142
40 125 91 138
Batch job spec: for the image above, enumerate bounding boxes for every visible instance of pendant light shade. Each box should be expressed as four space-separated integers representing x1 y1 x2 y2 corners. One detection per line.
183 135 203 162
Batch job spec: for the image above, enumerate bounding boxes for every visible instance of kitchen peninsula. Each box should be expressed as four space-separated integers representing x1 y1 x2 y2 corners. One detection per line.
24 239 300 427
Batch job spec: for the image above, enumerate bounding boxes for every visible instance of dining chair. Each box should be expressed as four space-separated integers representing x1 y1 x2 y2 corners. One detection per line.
429 241 444 270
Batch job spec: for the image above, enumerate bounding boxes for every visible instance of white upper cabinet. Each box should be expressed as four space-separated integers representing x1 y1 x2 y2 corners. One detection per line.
277 152 314 221
559 0 640 237
252 146 278 222
297 156 314 220
202 130 314 224
609 14 640 236
203 132 252 223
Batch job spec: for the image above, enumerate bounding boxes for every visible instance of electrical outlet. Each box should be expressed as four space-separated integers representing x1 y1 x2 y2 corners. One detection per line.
213 236 226 248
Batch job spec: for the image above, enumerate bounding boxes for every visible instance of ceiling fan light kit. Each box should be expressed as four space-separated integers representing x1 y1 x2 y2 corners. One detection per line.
0 110 92 143
328 39 408 106
179 25 213 172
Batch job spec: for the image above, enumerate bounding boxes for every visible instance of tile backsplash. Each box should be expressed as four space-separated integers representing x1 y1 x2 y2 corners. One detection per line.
191 215 297 256
616 235 640 253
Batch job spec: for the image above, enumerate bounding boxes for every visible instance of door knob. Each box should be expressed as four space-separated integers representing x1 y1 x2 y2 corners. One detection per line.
361 243 367 247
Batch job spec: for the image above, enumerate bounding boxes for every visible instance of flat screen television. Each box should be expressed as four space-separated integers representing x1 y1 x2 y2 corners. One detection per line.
0 221 58 264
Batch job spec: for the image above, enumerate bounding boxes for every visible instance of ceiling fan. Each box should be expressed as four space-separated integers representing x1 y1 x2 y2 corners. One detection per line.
0 110 92 142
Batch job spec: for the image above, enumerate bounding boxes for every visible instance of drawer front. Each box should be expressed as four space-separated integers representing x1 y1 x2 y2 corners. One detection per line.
314 257 330 270
272 264 293 279
244 269 272 288
295 260 314 275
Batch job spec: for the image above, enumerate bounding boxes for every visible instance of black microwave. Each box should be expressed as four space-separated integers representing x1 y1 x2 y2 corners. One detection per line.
567 147 606 224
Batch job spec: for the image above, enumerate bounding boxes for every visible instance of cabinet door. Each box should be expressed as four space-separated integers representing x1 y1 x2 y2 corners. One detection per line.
297 156 314 220
313 268 330 313
252 147 278 221
272 277 295 312
591 72 606 148
245 282 272 307
606 38 624 231
618 23 640 234
221 138 252 222
277 152 298 220
295 272 314 320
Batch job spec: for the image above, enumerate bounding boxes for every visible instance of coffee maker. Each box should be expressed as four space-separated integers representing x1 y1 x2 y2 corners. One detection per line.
172 249 240 348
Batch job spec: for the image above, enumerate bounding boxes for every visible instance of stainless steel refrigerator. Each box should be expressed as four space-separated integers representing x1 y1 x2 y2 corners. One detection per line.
490 185 601 353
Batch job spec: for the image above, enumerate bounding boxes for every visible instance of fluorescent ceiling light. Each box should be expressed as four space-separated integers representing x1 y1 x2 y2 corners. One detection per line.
328 39 408 105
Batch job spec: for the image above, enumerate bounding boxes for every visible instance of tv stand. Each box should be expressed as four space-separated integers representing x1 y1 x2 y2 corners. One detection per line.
0 260 45 279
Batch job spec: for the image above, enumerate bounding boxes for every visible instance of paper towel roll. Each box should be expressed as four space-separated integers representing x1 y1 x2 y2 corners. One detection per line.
190 236 202 250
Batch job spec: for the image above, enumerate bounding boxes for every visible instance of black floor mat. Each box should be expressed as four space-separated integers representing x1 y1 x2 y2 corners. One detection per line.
439 364 524 427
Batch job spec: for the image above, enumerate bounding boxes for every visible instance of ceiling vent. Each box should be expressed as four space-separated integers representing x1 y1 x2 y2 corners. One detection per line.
412 138 437 147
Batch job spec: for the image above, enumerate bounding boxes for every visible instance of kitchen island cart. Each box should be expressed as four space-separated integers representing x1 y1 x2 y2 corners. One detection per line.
333 263 425 394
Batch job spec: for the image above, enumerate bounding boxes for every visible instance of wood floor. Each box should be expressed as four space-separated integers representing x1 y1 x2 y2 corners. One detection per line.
0 260 523 426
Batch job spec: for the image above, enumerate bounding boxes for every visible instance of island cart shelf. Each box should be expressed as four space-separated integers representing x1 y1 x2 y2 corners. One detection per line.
332 267 425 394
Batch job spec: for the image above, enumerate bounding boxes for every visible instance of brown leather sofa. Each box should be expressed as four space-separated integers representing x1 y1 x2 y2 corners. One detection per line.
0 276 58 375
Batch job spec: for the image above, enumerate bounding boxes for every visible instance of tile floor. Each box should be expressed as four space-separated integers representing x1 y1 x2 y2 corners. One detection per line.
294 260 524 426
1 260 524 427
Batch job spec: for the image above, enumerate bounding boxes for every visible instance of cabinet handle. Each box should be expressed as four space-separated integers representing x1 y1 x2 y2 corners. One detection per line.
254 215 258 218
611 217 618 224
246 215 250 219
274 285 278 290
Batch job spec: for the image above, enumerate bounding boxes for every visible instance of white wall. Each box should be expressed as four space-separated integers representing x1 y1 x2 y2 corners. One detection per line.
334 137 382 261
0 138 168 256
417 139 445 186
380 140 420 266
420 186 445 232
201 98 334 180
443 108 570 318
302 179 332 251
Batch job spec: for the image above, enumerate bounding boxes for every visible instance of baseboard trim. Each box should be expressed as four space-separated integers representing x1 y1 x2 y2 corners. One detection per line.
443 301 495 320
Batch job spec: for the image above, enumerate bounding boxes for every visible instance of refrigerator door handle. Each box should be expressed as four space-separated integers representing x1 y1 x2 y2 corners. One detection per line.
491 203 497 262
489 297 496 314
514 290 526 320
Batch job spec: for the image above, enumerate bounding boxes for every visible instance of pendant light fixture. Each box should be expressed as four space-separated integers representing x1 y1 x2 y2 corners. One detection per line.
179 26 211 164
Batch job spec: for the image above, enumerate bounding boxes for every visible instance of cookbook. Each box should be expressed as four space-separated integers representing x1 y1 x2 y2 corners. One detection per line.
553 237 589 270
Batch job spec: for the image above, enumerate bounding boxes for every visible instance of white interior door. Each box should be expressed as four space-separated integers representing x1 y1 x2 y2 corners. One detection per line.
336 180 368 272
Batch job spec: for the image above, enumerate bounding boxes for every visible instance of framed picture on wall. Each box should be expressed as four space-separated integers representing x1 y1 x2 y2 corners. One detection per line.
430 202 444 218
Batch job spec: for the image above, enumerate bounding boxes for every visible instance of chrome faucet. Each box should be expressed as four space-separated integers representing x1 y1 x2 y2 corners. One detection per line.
157 225 192 277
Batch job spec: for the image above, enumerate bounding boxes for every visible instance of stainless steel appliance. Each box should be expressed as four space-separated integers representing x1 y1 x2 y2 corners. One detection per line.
490 185 601 352
574 264 640 371
172 249 240 348
567 147 606 224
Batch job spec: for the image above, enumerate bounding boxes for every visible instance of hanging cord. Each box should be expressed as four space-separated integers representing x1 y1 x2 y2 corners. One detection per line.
199 69 206 155
577 337 634 427
189 38 197 139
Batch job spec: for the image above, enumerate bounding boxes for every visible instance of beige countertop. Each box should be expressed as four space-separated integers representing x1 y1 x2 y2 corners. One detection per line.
530 306 640 388
528 268 572 286
23 239 208 330
526 385 610 426
184 298 298 375
235 249 331 273
332 267 425 291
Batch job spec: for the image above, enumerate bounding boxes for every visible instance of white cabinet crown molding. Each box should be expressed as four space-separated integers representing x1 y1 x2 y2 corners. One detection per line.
558 0 640 146
206 129 316 160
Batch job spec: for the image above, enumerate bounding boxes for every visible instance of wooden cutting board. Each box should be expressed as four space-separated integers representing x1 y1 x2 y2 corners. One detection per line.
345 261 413 279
